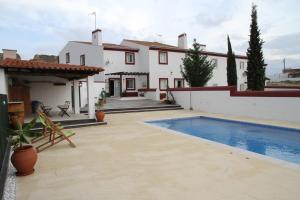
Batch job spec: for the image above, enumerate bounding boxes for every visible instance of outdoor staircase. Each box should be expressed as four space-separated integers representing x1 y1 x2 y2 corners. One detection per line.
102 104 183 114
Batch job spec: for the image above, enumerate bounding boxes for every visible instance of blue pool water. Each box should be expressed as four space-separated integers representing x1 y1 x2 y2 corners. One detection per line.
147 117 300 165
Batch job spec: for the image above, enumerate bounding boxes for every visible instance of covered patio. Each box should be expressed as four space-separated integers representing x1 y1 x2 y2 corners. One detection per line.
105 71 149 97
0 58 103 120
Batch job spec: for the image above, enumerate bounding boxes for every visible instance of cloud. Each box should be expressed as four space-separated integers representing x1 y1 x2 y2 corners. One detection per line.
0 0 299 76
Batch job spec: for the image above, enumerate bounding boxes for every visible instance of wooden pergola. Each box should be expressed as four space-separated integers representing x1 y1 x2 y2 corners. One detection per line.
105 72 149 97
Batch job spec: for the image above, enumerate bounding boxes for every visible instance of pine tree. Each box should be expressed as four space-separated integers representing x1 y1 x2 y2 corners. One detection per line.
247 4 266 90
226 35 237 86
181 39 215 87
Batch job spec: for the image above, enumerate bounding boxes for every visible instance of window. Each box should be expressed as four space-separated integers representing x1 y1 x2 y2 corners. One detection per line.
159 51 168 64
80 55 85 66
174 78 184 88
66 53 70 63
212 59 218 68
240 61 245 70
125 52 135 64
126 78 135 90
159 78 168 90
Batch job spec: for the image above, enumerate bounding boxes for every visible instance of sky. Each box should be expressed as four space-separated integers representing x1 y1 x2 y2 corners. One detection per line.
0 0 299 76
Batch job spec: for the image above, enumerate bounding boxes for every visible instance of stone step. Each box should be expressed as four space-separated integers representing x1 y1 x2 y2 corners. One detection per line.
31 121 107 131
105 106 184 114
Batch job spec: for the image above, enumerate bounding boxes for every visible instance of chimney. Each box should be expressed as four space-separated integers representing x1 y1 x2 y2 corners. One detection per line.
92 29 102 45
178 33 187 49
3 49 17 59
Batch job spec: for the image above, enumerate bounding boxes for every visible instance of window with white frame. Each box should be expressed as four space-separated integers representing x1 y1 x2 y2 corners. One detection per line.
159 51 168 64
212 58 218 68
125 52 135 64
159 78 168 90
126 78 135 90
240 61 245 70
66 53 70 63
80 54 85 66
174 79 184 88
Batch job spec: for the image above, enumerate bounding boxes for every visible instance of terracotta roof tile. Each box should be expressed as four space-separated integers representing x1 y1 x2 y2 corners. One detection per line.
124 39 247 59
0 58 103 73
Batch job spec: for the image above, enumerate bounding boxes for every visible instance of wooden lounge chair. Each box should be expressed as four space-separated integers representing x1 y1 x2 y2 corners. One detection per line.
32 110 76 152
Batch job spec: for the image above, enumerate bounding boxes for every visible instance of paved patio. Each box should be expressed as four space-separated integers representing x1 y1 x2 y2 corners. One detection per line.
17 110 300 200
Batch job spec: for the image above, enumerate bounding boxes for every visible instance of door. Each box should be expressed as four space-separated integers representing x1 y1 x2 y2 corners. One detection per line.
114 80 120 97
109 79 114 96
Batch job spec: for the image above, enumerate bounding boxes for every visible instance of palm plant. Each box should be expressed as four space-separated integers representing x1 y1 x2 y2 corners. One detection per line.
8 118 41 150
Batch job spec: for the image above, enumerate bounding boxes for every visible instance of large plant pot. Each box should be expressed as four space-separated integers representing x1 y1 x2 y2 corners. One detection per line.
95 111 105 122
11 145 38 176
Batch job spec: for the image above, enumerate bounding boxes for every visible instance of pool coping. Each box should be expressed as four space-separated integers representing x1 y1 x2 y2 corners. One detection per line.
141 115 300 170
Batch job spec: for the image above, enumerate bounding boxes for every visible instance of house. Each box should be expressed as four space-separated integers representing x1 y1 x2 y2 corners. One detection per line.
269 68 300 85
59 29 248 101
0 49 103 119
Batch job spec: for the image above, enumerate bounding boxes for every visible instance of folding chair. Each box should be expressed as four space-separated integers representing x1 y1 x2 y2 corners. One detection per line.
33 110 76 152
40 102 52 116
57 101 70 117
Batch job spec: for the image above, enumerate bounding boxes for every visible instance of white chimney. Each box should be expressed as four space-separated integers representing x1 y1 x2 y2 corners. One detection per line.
178 33 187 49
92 29 102 45
3 49 17 59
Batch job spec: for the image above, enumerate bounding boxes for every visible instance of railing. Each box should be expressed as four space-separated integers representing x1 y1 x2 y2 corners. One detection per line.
0 94 9 199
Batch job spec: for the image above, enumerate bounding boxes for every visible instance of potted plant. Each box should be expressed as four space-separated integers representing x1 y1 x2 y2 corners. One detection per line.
8 118 41 176
95 89 106 122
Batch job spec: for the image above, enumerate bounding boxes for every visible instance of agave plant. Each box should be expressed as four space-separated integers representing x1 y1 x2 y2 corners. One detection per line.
8 118 42 150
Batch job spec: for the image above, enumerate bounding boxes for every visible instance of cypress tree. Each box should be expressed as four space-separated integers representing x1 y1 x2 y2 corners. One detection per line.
181 39 215 87
226 35 237 86
247 4 266 90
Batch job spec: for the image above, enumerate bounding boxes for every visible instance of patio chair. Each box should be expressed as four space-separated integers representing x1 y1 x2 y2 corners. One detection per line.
40 102 52 116
32 109 76 153
57 101 70 117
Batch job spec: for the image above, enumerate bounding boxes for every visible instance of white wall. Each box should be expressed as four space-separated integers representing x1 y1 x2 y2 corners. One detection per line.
103 50 142 74
80 81 105 107
171 90 300 123
30 82 72 112
148 50 248 90
149 50 184 89
0 69 8 95
59 41 104 81
121 40 150 73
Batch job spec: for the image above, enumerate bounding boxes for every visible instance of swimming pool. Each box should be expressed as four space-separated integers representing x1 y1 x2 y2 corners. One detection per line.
147 116 300 165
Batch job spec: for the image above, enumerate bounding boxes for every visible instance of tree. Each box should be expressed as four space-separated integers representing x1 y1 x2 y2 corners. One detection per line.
226 35 237 86
246 4 267 90
181 39 215 87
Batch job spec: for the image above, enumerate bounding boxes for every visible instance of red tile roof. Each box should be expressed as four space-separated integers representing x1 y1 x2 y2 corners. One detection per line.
124 39 247 59
72 41 139 52
0 58 103 73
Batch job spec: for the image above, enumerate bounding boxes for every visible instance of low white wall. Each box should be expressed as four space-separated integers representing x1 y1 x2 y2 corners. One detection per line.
265 87 300 91
144 91 157 101
30 82 72 112
171 90 300 123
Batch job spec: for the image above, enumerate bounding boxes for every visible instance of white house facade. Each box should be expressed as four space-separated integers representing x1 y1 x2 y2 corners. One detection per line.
59 29 248 101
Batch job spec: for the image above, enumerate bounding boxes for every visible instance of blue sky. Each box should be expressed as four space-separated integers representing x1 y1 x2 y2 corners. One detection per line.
0 0 299 76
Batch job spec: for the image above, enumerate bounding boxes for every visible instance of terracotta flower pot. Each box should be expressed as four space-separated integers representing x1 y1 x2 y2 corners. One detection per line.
11 145 38 176
95 111 105 122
